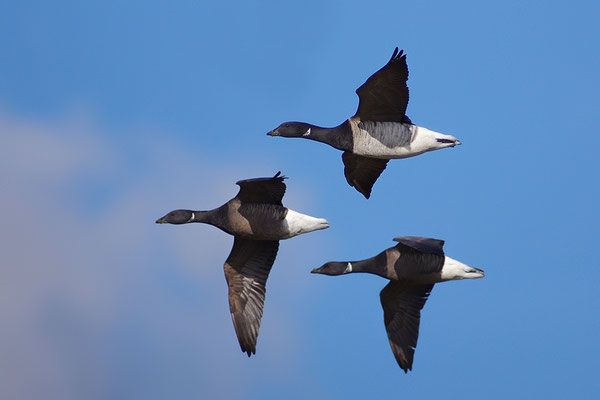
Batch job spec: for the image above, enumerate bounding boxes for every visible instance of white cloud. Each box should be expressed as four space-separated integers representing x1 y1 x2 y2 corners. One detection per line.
0 109 330 399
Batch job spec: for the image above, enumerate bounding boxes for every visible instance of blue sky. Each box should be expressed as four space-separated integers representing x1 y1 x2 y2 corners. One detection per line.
1 1 599 399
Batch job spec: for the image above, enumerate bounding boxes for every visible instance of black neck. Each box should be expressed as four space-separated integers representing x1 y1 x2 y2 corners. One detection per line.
305 121 352 151
348 250 389 278
190 210 214 224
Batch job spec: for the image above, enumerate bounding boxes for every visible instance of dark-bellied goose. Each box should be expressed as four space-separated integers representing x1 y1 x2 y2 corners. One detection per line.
156 172 329 356
267 48 461 199
312 236 483 372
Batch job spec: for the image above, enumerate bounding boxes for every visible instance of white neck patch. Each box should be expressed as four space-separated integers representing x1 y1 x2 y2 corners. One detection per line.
344 262 353 273
188 212 195 223
303 128 311 137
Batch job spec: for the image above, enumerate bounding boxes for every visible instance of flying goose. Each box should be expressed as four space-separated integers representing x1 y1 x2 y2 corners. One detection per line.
156 172 329 356
312 236 484 372
268 48 461 199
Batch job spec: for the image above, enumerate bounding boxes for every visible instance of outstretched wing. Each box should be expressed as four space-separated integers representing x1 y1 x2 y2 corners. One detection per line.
393 236 445 256
342 152 388 199
235 171 287 205
354 47 410 123
223 237 280 356
380 281 434 373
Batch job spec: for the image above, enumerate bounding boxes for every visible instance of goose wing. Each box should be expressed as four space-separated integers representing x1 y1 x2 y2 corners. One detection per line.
223 237 279 356
393 236 445 256
380 281 434 372
342 152 388 199
354 47 411 123
235 171 287 205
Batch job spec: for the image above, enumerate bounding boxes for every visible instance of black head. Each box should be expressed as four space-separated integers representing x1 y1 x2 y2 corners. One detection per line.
311 261 352 276
267 122 314 138
155 209 194 224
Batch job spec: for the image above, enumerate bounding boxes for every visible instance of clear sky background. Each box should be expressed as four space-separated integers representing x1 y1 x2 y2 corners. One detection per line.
1 1 599 399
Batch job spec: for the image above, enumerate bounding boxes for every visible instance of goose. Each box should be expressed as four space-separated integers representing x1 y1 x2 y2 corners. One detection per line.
267 48 461 199
156 172 329 356
311 236 484 372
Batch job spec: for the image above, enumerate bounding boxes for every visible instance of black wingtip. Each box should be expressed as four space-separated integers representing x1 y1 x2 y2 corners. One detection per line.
397 357 412 373
389 47 406 63
353 182 372 199
273 171 288 180
241 344 256 357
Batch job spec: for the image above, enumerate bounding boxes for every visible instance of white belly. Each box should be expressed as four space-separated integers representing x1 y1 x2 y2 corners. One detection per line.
349 120 437 159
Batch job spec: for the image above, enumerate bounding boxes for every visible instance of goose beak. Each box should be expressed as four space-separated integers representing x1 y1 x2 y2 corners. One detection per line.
155 218 167 224
311 267 321 274
267 129 279 136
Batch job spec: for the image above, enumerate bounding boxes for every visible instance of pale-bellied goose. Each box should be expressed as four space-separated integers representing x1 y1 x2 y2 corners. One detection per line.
268 48 461 199
156 172 329 356
312 236 483 372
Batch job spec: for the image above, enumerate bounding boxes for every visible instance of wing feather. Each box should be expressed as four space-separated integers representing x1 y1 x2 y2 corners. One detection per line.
393 236 445 256
223 238 279 356
380 281 434 372
355 47 411 123
235 171 287 205
342 152 388 199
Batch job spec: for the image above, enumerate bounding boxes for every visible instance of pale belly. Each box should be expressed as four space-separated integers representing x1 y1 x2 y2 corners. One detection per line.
350 121 433 159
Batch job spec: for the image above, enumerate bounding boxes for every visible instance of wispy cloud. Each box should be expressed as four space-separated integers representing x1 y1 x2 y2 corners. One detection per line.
0 109 331 399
